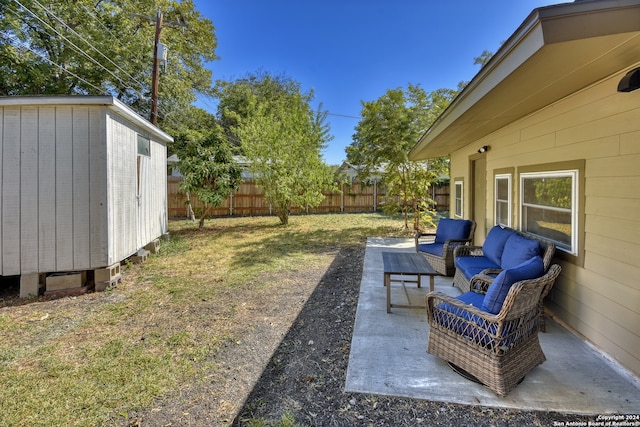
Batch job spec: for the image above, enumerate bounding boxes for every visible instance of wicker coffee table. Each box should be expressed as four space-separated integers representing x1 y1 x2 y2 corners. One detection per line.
382 252 437 313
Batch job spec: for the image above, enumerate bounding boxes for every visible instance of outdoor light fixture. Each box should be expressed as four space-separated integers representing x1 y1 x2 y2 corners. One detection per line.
617 67 640 92
477 145 489 153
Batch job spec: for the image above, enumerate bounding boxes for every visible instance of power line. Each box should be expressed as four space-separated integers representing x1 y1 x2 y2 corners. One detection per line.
13 0 148 98
327 113 360 119
0 30 106 94
5 1 184 122
31 0 148 91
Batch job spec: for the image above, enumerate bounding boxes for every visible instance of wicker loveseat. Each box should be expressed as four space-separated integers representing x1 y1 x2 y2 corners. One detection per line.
453 226 555 293
415 218 476 276
426 264 562 396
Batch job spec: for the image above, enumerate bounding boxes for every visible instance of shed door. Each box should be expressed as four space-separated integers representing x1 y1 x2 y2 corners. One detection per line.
136 136 151 249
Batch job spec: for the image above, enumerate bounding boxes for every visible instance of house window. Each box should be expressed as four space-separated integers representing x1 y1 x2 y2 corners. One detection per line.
454 180 463 217
495 174 511 227
137 135 150 157
520 170 578 255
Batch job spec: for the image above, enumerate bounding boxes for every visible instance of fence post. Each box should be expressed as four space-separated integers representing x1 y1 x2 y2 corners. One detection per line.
230 193 234 216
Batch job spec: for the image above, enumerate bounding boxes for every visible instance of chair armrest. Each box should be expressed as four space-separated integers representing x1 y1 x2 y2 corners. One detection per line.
469 270 500 293
442 238 473 252
453 245 483 257
415 232 436 248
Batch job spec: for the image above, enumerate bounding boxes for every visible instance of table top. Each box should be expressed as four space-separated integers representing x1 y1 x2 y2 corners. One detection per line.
381 252 436 275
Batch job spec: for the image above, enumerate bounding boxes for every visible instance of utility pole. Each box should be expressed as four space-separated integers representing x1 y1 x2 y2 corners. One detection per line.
134 9 186 125
150 8 163 125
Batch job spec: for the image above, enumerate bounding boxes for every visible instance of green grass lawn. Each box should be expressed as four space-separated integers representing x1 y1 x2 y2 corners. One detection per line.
0 213 415 426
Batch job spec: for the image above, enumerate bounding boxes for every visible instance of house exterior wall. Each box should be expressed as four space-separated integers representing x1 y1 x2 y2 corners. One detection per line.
449 70 640 378
0 99 169 277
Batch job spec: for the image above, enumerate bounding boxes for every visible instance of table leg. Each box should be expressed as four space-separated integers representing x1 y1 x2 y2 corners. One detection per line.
385 272 391 313
429 275 435 293
417 274 421 289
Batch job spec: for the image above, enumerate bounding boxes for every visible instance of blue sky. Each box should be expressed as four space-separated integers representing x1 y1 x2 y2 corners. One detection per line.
193 0 563 165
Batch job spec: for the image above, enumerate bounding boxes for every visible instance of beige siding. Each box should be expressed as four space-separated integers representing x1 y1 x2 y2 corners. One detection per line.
451 72 640 377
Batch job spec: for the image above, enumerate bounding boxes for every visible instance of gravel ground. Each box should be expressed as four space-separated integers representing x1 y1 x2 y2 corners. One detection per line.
231 243 594 427
1 240 598 426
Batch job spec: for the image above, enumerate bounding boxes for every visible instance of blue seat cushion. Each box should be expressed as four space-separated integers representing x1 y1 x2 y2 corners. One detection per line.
482 226 515 266
435 292 497 347
482 256 544 314
501 234 541 270
455 255 500 280
456 291 486 307
417 242 444 257
435 218 472 244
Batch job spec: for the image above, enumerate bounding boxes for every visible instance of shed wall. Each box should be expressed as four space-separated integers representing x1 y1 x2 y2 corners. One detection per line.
0 102 168 276
449 71 640 377
0 105 109 275
105 112 167 265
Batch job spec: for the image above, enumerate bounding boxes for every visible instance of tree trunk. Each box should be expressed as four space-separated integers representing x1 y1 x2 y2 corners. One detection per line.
276 202 290 225
186 192 196 222
198 205 212 229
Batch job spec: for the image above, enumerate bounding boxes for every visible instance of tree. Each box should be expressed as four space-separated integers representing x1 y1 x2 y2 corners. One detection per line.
219 73 336 225
174 126 242 229
347 84 456 229
474 50 494 67
0 0 217 130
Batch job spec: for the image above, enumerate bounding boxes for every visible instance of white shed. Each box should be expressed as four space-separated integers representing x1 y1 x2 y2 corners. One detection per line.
0 96 173 297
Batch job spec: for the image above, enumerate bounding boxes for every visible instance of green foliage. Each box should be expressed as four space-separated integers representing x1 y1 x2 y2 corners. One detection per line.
525 176 572 209
218 72 336 225
347 84 456 229
0 0 216 130
175 126 243 228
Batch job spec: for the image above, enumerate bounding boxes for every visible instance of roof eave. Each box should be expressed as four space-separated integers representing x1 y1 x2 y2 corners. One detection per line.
409 0 640 160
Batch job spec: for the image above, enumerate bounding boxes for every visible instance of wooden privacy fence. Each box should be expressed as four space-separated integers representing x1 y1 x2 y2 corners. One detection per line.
167 176 449 218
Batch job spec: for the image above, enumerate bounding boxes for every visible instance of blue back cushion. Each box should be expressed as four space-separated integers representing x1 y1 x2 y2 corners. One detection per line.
482 256 544 314
501 233 541 269
435 218 472 243
482 226 514 266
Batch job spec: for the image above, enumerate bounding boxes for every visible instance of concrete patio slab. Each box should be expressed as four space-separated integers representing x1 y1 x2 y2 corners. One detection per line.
345 237 640 415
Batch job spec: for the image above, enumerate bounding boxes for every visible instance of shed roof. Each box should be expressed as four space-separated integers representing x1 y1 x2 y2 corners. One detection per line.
0 95 173 144
409 0 640 160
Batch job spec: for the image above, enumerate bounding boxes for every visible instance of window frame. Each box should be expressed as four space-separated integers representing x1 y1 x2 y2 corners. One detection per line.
454 179 464 218
519 169 579 256
494 173 512 227
137 134 151 157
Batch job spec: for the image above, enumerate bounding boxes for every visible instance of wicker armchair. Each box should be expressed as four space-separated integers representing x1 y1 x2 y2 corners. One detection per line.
416 219 476 276
425 264 562 396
